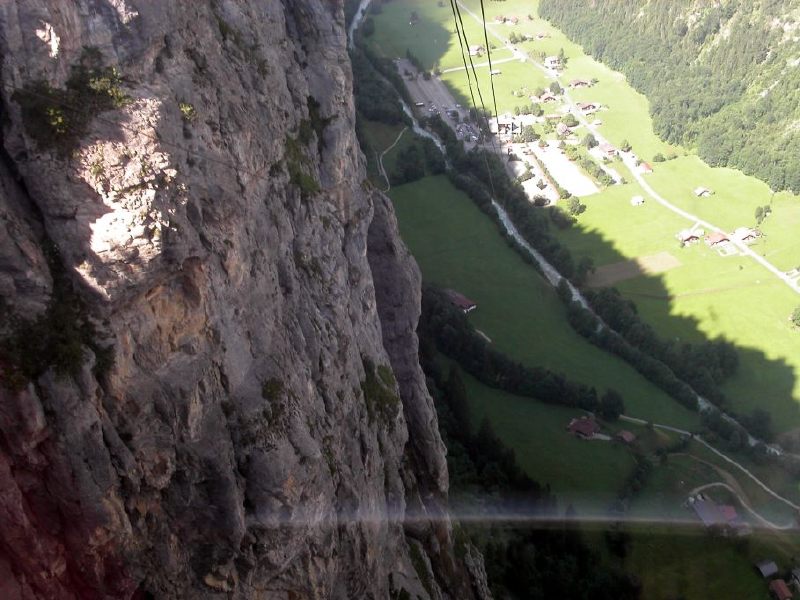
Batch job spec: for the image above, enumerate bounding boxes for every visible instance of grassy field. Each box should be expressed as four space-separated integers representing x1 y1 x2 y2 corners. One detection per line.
460 368 635 513
364 0 498 71
441 59 551 115
391 175 700 429
550 178 800 431
623 528 772 600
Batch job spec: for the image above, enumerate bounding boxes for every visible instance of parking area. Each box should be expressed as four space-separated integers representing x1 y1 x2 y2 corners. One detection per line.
532 140 599 198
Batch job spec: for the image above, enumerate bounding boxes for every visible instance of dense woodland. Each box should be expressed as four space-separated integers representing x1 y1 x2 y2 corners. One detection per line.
539 0 800 193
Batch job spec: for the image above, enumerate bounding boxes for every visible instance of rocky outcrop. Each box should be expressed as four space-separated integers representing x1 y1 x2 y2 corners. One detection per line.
0 1 486 598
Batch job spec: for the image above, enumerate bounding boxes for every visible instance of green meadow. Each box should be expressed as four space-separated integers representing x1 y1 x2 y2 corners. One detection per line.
390 174 699 430
460 368 635 513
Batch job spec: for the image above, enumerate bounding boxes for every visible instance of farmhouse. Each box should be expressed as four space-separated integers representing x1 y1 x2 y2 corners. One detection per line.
705 231 730 247
639 162 653 174
630 195 645 206
769 579 793 600
544 56 562 69
570 79 591 88
599 143 617 159
567 416 600 439
469 45 485 57
444 289 477 313
690 498 726 527
732 227 759 243
617 430 636 444
578 101 599 113
694 186 714 197
539 91 557 103
756 560 780 579
677 229 701 244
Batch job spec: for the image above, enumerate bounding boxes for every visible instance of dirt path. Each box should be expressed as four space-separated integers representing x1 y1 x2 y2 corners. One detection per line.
688 480 795 531
378 127 407 192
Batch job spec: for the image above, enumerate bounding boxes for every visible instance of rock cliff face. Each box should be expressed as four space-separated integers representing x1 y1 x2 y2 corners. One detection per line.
0 1 486 598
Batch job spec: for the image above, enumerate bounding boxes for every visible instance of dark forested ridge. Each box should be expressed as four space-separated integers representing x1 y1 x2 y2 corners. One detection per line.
539 0 800 193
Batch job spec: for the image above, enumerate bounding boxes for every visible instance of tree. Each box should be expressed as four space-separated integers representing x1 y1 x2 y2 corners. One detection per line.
599 389 625 421
620 139 632 152
567 197 585 216
583 133 598 149
563 113 578 128
549 81 562 95
792 305 800 328
653 153 666 162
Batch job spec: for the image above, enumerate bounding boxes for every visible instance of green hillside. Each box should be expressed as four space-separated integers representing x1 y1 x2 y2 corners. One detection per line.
539 0 800 193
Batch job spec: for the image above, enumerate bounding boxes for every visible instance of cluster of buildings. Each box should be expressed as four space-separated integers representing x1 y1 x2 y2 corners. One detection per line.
493 14 520 25
677 227 760 247
565 417 637 444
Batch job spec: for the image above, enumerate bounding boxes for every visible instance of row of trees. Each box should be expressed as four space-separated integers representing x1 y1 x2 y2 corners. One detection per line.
584 287 740 408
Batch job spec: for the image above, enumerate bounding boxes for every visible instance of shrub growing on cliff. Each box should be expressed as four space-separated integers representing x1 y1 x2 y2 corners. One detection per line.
12 49 129 153
361 357 400 424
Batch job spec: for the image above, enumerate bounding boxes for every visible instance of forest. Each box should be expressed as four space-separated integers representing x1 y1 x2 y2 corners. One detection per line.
539 0 800 193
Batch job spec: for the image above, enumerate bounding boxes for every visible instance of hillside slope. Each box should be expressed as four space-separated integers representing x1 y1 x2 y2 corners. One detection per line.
540 0 800 193
0 1 488 598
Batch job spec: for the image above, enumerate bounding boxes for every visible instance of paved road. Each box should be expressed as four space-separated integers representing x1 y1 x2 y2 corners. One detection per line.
455 0 800 297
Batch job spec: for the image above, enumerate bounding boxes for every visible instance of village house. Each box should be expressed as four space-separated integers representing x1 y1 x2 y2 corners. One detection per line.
639 162 653 174
630 195 645 206
469 45 485 57
756 560 780 579
677 229 702 244
689 496 740 530
444 289 477 314
494 15 505 23
694 186 714 197
578 101 599 113
538 91 557 103
732 227 759 244
556 122 571 136
536 32 550 40
769 579 793 600
544 56 562 70
508 16 519 25
705 231 730 247
599 143 617 159
570 79 591 88
566 417 600 439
